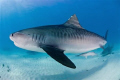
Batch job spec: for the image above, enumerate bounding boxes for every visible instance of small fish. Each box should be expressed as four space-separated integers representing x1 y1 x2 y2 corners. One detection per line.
77 52 97 58
10 14 107 69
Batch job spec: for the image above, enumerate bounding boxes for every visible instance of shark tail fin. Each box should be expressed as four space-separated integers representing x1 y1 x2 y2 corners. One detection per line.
105 30 108 40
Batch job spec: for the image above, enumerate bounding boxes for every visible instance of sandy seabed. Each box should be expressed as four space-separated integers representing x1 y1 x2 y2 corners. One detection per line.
0 46 120 80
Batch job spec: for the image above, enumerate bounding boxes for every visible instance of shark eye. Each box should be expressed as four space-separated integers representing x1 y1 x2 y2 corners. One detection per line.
11 34 14 36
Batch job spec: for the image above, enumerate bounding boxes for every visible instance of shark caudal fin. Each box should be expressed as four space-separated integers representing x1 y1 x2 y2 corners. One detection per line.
105 30 108 40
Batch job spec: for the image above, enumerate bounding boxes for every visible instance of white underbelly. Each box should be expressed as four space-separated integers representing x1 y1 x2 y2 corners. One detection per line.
64 47 99 53
58 39 100 53
14 38 100 54
14 42 45 53
43 36 100 53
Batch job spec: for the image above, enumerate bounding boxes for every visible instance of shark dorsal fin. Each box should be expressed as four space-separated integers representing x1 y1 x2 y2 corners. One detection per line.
64 14 83 29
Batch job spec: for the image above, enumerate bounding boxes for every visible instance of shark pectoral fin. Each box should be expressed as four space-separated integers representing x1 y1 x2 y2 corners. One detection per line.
41 45 76 69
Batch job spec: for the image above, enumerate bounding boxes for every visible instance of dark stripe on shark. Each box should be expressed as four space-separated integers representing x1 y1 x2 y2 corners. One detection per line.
50 29 85 40
50 28 104 40
31 27 104 44
31 33 46 44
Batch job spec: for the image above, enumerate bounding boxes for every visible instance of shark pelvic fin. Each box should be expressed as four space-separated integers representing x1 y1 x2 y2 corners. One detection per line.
64 14 83 29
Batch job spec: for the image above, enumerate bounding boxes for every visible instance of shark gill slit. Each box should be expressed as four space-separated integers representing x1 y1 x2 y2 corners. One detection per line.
35 34 37 42
32 33 34 41
36 35 40 43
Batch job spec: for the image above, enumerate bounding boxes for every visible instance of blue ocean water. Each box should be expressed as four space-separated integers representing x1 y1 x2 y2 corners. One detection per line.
0 0 120 80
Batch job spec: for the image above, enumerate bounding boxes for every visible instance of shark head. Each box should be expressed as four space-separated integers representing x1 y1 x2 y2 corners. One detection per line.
9 29 46 52
10 31 36 49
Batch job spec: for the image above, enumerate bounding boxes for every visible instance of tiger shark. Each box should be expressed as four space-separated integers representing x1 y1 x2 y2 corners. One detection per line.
10 14 107 69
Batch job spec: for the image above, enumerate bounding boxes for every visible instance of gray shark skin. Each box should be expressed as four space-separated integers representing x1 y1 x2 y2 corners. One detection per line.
10 14 107 69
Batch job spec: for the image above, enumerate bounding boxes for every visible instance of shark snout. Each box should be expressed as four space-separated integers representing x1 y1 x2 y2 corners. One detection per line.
10 32 23 41
10 32 32 45
10 33 15 41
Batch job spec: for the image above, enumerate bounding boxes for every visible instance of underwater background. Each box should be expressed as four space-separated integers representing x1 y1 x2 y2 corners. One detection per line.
0 0 120 80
